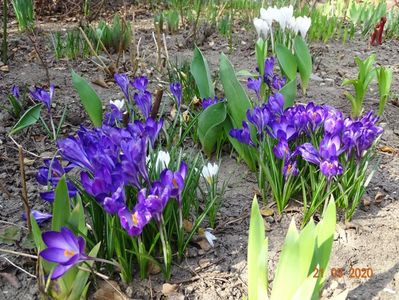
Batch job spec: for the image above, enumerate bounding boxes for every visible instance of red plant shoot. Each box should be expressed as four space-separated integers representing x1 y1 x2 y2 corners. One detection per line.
370 17 387 46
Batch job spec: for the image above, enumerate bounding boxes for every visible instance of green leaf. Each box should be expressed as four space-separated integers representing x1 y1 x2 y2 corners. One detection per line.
279 79 297 108
312 198 336 298
220 53 252 127
190 46 215 99
270 219 300 300
31 215 54 272
8 95 23 117
292 274 318 300
248 196 268 300
255 38 266 77
10 103 42 135
52 176 71 231
197 102 227 156
276 44 297 80
68 242 101 300
294 36 312 94
72 70 103 127
67 195 87 236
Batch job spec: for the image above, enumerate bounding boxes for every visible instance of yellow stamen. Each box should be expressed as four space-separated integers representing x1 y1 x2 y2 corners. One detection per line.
132 212 139 225
64 249 75 257
172 178 178 187
287 164 292 174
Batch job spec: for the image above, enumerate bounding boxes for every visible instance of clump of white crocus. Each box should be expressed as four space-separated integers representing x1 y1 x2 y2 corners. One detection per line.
253 18 270 39
295 16 311 38
110 99 125 111
201 162 219 184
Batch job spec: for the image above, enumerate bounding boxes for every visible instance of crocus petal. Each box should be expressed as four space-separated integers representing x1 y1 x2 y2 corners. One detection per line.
40 248 74 264
51 264 74 280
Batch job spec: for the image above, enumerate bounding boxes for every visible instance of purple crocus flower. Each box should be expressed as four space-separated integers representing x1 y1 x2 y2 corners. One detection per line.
131 76 149 92
283 160 299 178
22 210 52 225
202 96 223 109
11 85 20 99
320 159 343 178
170 82 182 109
138 184 172 223
246 105 270 136
118 202 152 236
297 143 320 165
271 75 286 90
40 227 88 279
319 135 342 159
57 137 93 172
267 93 284 115
264 57 275 78
247 77 262 100
230 121 254 146
160 161 188 206
144 117 163 147
305 102 327 131
324 110 344 135
114 73 130 101
30 84 54 112
273 139 290 159
134 91 152 119
103 186 126 214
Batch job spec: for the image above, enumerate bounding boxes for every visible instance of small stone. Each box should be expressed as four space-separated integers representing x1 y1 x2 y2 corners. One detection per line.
311 73 323 81
362 196 371 206
265 216 274 223
0 65 9 72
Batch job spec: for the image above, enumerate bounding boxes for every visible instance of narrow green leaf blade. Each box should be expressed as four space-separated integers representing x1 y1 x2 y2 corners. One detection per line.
52 176 71 231
10 103 42 135
72 70 103 127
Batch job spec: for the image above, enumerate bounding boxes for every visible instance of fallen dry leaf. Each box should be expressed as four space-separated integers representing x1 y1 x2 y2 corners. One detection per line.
148 261 161 275
23 158 35 166
260 207 274 217
362 196 371 206
0 65 9 72
92 78 109 88
183 219 193 233
93 280 126 300
379 145 396 154
195 238 211 251
170 107 177 119
162 283 178 296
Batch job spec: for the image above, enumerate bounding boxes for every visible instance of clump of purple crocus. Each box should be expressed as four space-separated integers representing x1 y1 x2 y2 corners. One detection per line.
230 97 383 180
40 227 88 279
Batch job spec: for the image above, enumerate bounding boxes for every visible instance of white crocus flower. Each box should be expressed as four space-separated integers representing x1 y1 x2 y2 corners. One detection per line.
155 150 170 172
260 7 278 26
110 99 125 111
201 162 219 184
276 5 294 31
204 228 217 247
147 150 170 172
253 18 270 39
296 16 311 38
288 16 299 35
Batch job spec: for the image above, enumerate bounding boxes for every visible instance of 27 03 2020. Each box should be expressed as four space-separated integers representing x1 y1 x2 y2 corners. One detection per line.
313 267 374 279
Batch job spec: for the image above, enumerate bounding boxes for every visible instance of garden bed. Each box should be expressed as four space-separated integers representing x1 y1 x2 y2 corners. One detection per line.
1 6 399 300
